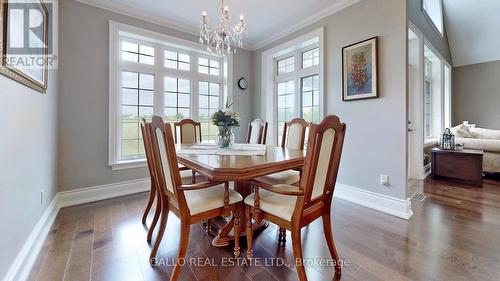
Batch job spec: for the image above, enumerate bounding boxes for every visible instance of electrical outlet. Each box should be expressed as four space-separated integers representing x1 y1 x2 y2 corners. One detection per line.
380 175 389 186
40 190 44 205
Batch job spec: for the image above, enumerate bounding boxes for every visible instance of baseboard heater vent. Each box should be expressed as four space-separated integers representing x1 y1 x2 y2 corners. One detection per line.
410 193 427 202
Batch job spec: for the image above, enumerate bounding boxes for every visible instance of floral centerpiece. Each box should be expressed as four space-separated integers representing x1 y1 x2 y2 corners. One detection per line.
211 102 240 148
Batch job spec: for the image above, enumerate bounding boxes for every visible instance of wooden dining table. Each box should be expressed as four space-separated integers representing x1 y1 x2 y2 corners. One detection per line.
176 144 305 247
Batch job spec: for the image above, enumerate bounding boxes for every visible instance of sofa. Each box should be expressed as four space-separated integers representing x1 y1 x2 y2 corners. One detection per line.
451 122 500 173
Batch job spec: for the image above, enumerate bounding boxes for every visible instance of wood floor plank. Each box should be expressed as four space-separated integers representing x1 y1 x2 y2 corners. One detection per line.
26 178 500 281
63 210 95 281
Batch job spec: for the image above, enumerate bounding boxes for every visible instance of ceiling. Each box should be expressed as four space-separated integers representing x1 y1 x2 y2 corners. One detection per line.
443 0 500 66
79 0 358 50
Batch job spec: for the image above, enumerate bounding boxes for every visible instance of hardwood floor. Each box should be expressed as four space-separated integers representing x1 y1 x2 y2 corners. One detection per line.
27 178 500 281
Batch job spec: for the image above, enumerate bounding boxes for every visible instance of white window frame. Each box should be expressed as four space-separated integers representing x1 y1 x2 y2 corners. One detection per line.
261 27 325 145
274 45 320 142
109 21 232 170
423 59 433 138
422 0 444 37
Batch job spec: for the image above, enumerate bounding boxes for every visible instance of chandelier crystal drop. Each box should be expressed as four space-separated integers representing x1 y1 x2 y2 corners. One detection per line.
199 0 247 56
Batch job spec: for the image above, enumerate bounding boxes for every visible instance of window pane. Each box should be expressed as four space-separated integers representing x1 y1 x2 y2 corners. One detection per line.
139 45 154 56
302 48 319 69
122 52 138 63
210 96 219 108
199 65 209 74
139 106 153 118
277 56 295 74
178 79 190 93
199 57 209 66
165 77 177 92
179 53 190 63
122 122 139 139
210 83 219 95
165 59 177 69
122 71 138 88
139 55 154 65
122 105 138 119
210 67 220 76
178 108 190 119
122 88 138 105
210 60 220 69
122 41 137 52
301 75 319 122
164 77 191 122
164 92 177 107
178 94 190 107
139 90 153 106
165 50 177 60
199 95 208 108
302 91 312 107
122 140 140 157
302 76 313 91
199 82 209 94
179 62 190 71
139 74 154 90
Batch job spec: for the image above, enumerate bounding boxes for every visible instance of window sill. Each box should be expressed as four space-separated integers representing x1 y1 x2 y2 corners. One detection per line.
424 138 438 147
110 159 147 170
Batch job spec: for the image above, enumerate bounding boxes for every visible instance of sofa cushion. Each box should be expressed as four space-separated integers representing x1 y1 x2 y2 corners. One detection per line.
452 124 474 138
456 138 500 153
470 128 500 140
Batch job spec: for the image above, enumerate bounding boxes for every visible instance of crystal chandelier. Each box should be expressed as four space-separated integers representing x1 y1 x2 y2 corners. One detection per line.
199 0 247 56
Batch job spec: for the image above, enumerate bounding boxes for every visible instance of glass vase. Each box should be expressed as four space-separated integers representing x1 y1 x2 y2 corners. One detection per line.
217 126 235 148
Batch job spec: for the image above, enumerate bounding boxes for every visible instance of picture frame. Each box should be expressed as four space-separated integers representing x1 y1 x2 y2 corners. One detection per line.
342 36 378 101
0 0 49 93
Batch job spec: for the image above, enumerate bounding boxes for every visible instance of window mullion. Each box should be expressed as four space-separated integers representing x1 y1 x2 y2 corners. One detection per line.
154 44 164 116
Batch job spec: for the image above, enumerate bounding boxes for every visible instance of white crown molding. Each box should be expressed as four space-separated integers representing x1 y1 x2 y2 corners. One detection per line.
251 0 360 51
74 0 256 51
334 183 414 220
75 0 199 37
75 0 360 52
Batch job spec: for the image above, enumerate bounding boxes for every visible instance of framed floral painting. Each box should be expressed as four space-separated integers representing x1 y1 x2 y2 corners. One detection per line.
342 37 378 101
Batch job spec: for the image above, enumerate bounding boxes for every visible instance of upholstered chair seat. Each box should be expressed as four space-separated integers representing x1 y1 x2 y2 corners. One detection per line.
254 170 300 186
244 187 297 220
186 184 243 215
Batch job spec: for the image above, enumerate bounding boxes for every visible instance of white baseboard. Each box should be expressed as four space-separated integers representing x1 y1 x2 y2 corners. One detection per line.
58 178 150 208
334 183 413 220
3 195 60 281
3 178 151 281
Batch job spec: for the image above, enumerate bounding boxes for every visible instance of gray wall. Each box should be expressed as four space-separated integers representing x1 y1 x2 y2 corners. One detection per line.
453 60 500 129
0 31 58 281
58 0 252 191
408 0 453 64
253 0 408 199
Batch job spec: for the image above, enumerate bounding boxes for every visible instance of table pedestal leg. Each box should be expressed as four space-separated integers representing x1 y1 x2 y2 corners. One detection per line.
212 181 268 247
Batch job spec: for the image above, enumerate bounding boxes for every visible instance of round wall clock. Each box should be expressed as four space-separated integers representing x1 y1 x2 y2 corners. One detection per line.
238 78 248 90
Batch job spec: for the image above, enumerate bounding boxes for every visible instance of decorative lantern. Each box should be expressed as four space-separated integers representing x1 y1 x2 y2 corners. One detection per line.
440 128 455 150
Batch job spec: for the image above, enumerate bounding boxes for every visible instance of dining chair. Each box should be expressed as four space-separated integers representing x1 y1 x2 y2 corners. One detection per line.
255 118 310 186
247 118 268 144
173 119 202 184
149 116 243 281
140 120 195 243
245 115 346 281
